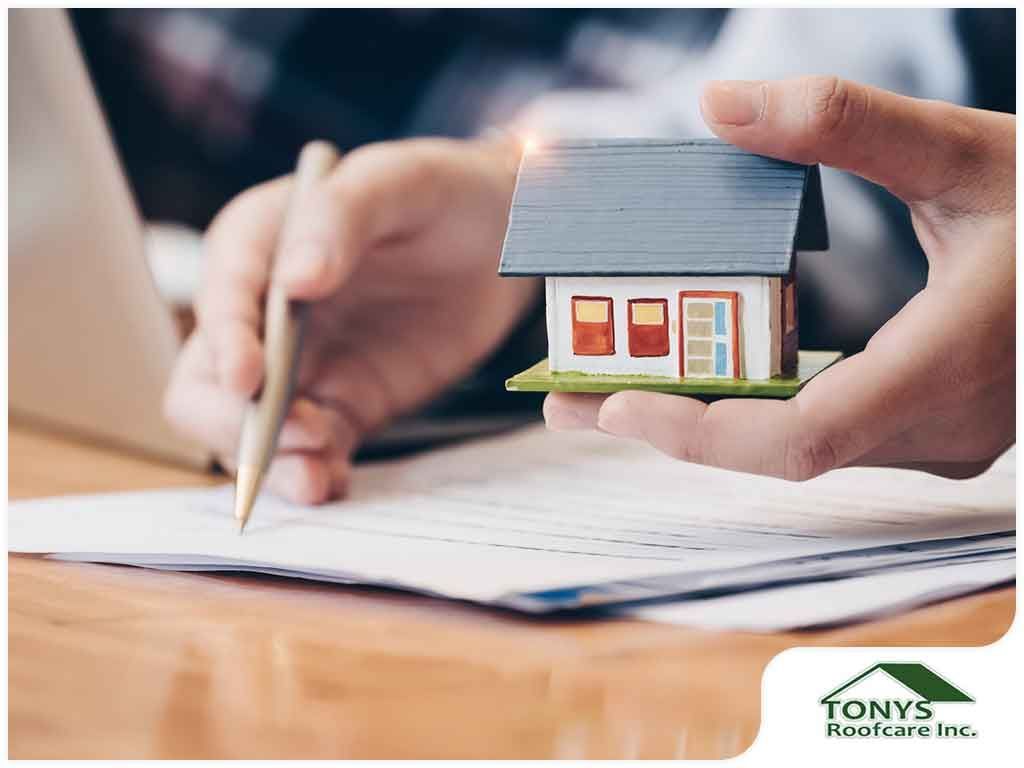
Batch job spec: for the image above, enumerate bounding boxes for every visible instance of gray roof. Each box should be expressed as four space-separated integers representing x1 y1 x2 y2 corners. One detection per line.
498 139 828 277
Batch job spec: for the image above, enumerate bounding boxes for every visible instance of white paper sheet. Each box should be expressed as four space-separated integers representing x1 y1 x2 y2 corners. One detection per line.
7 426 1015 617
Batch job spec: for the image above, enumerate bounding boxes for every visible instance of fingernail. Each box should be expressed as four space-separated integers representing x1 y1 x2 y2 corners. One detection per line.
702 80 766 126
545 403 597 431
280 241 327 286
277 419 327 451
596 397 640 439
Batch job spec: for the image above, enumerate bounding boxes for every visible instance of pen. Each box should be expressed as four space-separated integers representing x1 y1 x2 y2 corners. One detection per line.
233 140 341 533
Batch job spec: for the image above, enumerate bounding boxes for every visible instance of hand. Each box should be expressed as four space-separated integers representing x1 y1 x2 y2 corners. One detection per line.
545 76 1015 480
165 137 538 502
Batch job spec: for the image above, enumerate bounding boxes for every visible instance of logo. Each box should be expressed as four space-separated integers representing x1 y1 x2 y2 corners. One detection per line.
820 662 976 739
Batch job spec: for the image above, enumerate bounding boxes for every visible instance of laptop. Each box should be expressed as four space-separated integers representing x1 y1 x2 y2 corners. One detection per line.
10 9 543 471
9 9 208 467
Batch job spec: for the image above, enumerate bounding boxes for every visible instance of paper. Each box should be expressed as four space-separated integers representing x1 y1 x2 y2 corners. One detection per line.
499 530 1014 612
623 554 1015 631
7 426 1015 621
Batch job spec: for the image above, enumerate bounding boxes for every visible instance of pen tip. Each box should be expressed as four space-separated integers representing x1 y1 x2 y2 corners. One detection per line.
233 464 260 535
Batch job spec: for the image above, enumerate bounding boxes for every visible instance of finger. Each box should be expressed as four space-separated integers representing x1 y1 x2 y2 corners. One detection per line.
205 322 265 397
543 392 606 430
299 407 357 500
197 177 292 395
263 452 333 505
597 391 815 479
277 398 334 453
164 332 243 461
165 337 337 463
276 392 359 502
596 341 920 481
173 394 334 472
700 75 1013 209
325 451 354 500
299 348 399 439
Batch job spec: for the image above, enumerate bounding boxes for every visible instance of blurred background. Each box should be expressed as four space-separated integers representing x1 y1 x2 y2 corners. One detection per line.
71 7 1014 355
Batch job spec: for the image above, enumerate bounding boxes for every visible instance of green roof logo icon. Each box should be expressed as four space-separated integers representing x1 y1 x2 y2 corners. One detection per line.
821 662 974 704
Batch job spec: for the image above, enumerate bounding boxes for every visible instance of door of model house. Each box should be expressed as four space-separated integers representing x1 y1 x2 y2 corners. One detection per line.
679 291 740 378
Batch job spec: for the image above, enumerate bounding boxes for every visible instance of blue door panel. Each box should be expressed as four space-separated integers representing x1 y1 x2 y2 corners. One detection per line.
715 342 727 375
714 302 726 335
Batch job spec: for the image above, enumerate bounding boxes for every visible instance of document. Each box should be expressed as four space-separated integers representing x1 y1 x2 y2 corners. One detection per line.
7 426 1015 623
624 555 1015 630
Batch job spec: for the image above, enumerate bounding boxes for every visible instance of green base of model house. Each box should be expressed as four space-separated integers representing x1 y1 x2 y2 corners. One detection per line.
506 350 843 398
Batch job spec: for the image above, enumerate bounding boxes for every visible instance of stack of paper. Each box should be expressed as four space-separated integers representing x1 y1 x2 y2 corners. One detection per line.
8 426 1014 629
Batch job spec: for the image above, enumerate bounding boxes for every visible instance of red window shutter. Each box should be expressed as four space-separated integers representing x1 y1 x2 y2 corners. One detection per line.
571 296 615 355
627 299 669 357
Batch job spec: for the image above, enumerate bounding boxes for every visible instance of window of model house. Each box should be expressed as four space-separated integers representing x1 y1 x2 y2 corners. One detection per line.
627 299 669 357
571 296 614 355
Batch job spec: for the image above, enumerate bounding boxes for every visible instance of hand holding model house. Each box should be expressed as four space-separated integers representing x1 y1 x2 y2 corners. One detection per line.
165 76 1015 502
546 77 1015 481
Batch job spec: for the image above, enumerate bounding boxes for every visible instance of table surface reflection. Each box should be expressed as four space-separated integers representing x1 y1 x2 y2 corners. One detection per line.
8 423 1014 759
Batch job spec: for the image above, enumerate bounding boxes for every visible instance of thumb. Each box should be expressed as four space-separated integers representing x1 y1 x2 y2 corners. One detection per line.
273 142 349 301
700 76 1012 212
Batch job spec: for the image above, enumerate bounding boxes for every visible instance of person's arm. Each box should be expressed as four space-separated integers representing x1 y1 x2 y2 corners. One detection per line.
546 76 1015 480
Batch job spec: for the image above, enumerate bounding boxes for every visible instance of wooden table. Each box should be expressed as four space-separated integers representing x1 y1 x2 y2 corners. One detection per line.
7 423 1015 759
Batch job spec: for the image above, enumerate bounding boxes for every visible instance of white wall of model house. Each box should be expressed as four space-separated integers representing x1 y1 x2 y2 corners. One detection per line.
546 275 773 380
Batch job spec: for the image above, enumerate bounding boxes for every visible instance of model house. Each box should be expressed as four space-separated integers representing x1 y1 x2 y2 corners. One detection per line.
499 139 837 397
